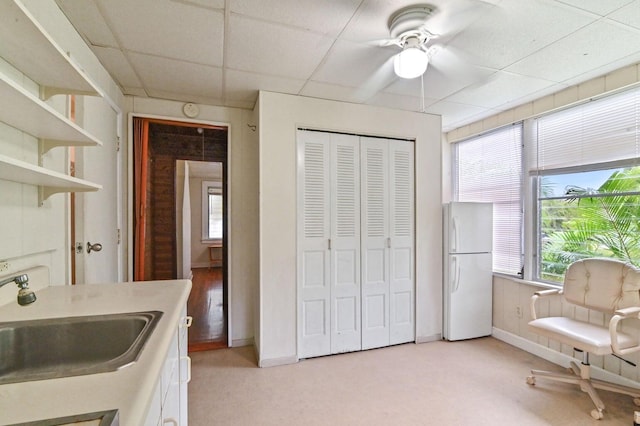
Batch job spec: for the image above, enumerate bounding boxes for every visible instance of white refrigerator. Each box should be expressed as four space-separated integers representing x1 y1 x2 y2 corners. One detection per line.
443 202 493 341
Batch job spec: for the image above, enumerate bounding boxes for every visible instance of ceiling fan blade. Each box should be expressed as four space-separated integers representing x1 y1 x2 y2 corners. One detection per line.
355 55 397 102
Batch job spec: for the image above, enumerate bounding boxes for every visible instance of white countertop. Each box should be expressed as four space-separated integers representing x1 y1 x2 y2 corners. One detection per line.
0 280 192 425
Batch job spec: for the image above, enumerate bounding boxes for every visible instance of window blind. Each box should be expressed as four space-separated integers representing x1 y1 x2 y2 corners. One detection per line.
531 87 640 172
455 124 523 275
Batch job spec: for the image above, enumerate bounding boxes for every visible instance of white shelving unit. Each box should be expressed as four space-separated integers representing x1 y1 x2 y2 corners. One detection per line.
0 0 98 97
0 0 103 203
0 71 102 148
0 154 101 203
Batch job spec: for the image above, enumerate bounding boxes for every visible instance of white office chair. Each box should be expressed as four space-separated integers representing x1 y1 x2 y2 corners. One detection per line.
527 258 640 420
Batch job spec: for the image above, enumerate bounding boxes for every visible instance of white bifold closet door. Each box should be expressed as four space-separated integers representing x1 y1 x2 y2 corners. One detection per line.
297 130 414 359
297 130 361 358
361 137 415 350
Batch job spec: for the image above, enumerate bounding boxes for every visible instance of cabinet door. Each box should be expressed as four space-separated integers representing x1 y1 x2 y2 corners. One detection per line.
360 138 390 350
297 130 331 358
330 134 360 354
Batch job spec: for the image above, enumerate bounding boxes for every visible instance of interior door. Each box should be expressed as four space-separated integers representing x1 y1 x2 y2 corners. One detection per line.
329 134 361 354
389 140 415 344
74 96 121 284
297 130 331 358
360 137 390 350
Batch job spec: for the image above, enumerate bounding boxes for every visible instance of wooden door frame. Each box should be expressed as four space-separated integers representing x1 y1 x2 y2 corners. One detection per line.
128 113 232 343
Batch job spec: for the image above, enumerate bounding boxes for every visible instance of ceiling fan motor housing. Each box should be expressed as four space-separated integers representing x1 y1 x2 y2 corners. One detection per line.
388 5 435 42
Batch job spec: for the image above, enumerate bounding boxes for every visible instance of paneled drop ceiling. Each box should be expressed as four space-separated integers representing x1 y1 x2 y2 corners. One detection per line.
56 0 640 131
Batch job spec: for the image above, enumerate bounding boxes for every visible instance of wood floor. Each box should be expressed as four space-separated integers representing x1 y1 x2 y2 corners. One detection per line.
188 267 226 352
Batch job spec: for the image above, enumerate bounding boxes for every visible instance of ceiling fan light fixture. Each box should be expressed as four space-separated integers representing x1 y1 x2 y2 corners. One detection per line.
394 44 428 79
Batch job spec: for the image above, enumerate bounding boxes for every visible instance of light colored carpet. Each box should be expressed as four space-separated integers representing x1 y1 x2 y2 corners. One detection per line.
188 337 638 425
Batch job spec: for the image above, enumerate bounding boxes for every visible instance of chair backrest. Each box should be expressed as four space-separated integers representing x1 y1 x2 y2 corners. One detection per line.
563 258 640 313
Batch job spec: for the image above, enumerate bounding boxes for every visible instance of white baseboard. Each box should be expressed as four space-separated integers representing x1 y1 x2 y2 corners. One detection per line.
231 337 254 348
416 333 442 344
259 355 298 368
492 327 640 389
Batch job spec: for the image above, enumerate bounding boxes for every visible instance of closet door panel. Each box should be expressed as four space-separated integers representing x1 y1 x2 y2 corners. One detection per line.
297 131 331 358
389 141 415 344
330 134 361 353
360 137 390 350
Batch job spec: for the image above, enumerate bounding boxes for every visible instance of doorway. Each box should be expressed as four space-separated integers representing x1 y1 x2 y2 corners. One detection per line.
132 117 228 351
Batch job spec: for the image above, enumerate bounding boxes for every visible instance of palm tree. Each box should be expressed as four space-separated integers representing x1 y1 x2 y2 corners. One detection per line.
540 167 640 282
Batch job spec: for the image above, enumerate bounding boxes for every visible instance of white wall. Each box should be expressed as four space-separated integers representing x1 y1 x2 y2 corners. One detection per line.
257 91 442 366
125 97 258 346
189 176 210 268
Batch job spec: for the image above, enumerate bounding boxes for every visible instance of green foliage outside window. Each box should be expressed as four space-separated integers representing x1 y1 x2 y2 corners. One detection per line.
539 167 640 283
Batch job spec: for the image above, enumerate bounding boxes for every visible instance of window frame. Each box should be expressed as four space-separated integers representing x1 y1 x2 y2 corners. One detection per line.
201 180 223 243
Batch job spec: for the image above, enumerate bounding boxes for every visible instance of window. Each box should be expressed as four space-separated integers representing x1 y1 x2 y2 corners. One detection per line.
531 87 640 283
537 167 640 283
202 181 222 241
455 124 523 275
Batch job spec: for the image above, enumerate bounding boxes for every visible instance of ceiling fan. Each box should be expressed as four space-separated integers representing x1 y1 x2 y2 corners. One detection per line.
383 5 439 79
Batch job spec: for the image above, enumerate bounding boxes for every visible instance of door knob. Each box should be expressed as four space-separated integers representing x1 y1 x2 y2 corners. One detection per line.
86 242 103 253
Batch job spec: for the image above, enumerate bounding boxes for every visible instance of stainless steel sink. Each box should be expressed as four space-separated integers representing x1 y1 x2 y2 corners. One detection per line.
0 311 163 385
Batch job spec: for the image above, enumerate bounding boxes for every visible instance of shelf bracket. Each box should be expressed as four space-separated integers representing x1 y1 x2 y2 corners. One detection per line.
41 86 98 101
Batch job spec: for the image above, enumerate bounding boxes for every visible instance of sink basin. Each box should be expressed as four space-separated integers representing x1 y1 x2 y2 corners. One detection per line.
0 311 163 385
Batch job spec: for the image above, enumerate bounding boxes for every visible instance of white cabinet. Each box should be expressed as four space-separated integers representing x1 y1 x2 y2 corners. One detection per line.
297 130 415 359
0 0 102 204
144 308 192 426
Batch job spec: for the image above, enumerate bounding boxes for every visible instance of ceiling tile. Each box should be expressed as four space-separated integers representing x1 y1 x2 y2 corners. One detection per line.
445 71 556 109
96 0 224 66
506 19 640 83
300 81 369 104
128 52 222 99
225 69 305 102
92 46 142 89
608 0 640 29
169 0 225 10
554 0 634 16
229 0 361 37
226 14 334 79
311 40 397 90
368 91 438 113
57 0 119 47
445 0 597 69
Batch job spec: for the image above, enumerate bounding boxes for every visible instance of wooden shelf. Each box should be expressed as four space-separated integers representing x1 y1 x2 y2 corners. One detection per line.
0 70 102 148
0 0 98 96
0 153 101 204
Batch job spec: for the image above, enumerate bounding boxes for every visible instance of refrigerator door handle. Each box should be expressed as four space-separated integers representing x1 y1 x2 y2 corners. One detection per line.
451 217 458 253
451 256 460 293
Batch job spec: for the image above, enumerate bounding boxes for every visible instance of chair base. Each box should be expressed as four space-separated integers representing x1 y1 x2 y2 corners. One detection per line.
527 361 640 420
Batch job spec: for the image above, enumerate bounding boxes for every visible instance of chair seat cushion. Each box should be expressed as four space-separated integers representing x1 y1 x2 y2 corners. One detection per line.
529 317 638 356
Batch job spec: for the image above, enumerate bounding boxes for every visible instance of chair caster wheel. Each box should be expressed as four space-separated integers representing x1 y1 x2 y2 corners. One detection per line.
526 376 535 385
633 398 640 406
590 409 603 420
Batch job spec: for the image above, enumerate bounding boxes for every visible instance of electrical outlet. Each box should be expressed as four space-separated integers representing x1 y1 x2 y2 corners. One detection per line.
516 306 523 319
0 261 8 273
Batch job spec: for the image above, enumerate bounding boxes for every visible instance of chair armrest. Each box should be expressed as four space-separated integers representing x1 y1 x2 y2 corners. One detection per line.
530 289 562 320
614 306 640 318
609 308 640 356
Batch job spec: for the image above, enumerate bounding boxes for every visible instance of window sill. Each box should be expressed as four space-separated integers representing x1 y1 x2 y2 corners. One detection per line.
493 272 562 290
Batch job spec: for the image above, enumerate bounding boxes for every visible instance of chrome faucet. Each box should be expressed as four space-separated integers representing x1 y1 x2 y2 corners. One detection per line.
0 274 36 305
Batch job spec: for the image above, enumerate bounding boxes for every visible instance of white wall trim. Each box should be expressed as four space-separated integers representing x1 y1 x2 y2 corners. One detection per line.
231 337 254 348
416 333 441 344
492 327 640 389
259 355 298 368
